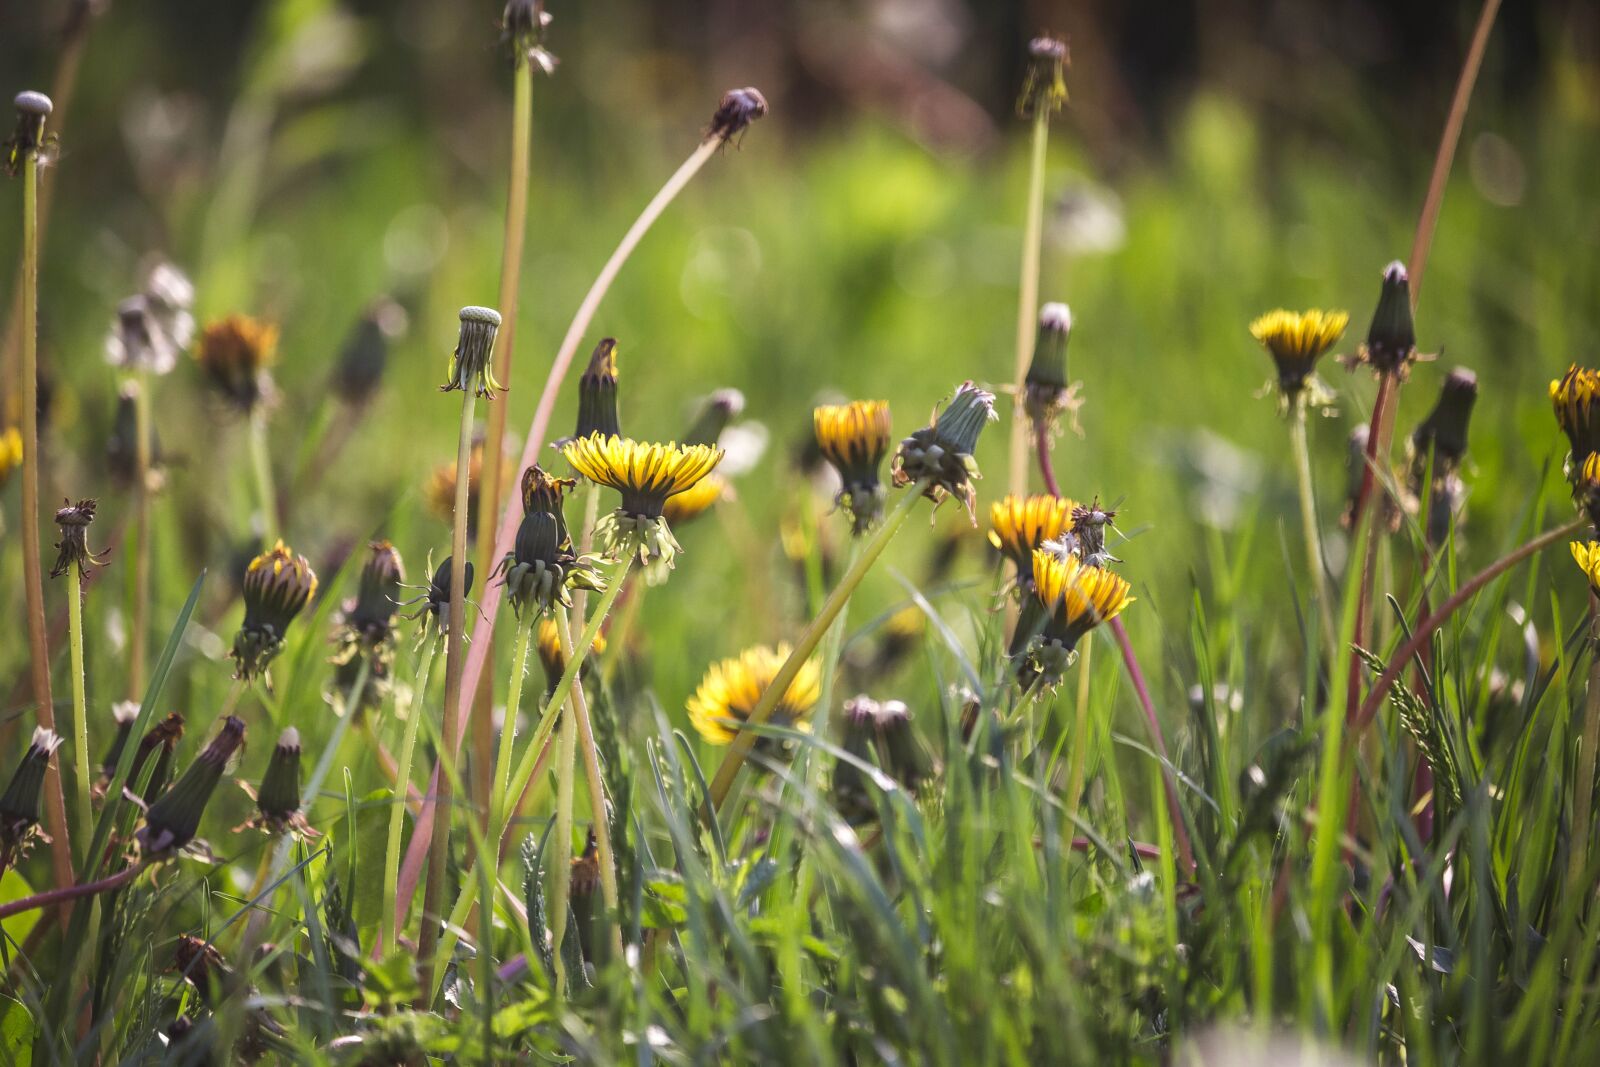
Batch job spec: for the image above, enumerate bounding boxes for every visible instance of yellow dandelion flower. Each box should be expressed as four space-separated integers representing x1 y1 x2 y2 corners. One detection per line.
0 426 21 490
535 617 607 687
1250 308 1348 403
196 314 278 411
687 644 821 745
815 400 892 533
1030 549 1133 651
1574 542 1600 596
561 434 723 568
662 474 726 527
1552 365 1600 476
989 494 1075 573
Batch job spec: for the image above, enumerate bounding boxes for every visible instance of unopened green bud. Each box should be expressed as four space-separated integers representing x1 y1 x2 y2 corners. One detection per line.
139 716 246 857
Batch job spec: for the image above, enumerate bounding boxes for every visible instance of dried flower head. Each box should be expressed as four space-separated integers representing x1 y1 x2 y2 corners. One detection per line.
51 497 108 579
892 381 998 519
138 716 247 858
688 644 821 746
172 935 233 1004
332 298 405 407
502 0 557 73
871 698 927 794
237 727 314 838
1551 365 1600 484
0 728 62 867
1024 550 1134 682
0 426 21 490
399 555 474 638
440 306 504 399
115 712 186 803
683 388 745 447
815 400 892 534
572 338 623 443
1024 303 1083 432
495 465 604 616
1070 498 1119 568
1573 542 1600 596
989 494 1075 576
105 262 195 375
232 540 318 680
561 434 724 568
1018 36 1069 118
1249 308 1348 409
196 314 278 412
535 616 606 693
708 87 768 146
5 91 52 177
1356 261 1420 377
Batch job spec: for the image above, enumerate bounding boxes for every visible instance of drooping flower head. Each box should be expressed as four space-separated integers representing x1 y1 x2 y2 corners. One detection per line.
892 381 998 519
989 494 1075 577
1018 36 1069 118
1551 365 1600 483
572 338 622 443
196 314 278 413
440 306 504 399
138 716 247 858
708 87 768 146
687 644 821 746
232 540 318 680
1249 308 1348 410
0 728 62 867
1356 261 1420 377
1024 549 1134 682
495 465 603 616
814 400 892 534
236 727 314 838
51 497 108 579
534 616 605 695
1024 303 1082 432
561 434 724 569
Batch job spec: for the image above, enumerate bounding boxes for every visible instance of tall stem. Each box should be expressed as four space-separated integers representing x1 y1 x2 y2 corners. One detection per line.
1568 599 1600 906
472 56 538 830
708 485 925 810
807 538 864 795
0 863 140 923
420 391 478 985
248 405 279 544
491 620 535 819
129 371 152 697
1109 616 1194 872
1290 408 1337 653
1006 114 1050 502
1035 421 1062 498
65 566 92 855
382 638 439 956
18 141 74 906
547 663 579 993
1064 639 1094 829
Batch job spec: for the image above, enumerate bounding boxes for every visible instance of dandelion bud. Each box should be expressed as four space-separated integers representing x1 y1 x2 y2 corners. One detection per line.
1017 36 1069 119
239 727 315 838
332 298 404 407
815 400 892 535
573 339 623 442
831 696 882 825
872 699 927 794
1412 367 1477 472
0 728 62 865
129 712 185 802
5 91 52 177
107 382 163 489
1551 365 1600 483
344 540 405 647
440 306 504 399
683 388 745 447
403 556 475 637
535 616 605 694
0 426 21 490
100 700 140 785
496 466 602 616
1360 261 1418 376
1024 302 1080 428
707 87 767 145
196 314 277 413
892 381 997 519
138 716 246 857
232 540 318 680
51 497 107 579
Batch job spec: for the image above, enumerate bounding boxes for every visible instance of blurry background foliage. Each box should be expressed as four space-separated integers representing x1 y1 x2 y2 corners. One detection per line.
1 0 1598 725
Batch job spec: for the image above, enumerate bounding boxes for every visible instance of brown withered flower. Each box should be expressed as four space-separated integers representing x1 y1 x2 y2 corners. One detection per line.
51 498 108 579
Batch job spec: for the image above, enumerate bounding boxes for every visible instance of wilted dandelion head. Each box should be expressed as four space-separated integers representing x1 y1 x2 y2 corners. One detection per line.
815 400 892 534
0 426 20 489
989 494 1075 575
196 314 278 412
496 465 603 616
502 0 556 71
232 540 318 680
1070 498 1119 568
1249 308 1347 409
561 434 724 568
1025 550 1134 680
441 306 504 399
1024 303 1081 430
5 91 52 176
237 727 314 838
1551 365 1600 481
1357 261 1419 377
1018 36 1069 118
687 644 821 745
535 616 606 690
51 497 107 579
892 381 997 520
0 727 62 867
335 541 405 663
708 87 768 146
573 338 623 443
138 716 246 858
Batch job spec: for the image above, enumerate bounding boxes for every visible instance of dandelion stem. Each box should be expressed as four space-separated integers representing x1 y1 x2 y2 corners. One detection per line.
808 537 864 796
420 390 478 987
248 405 280 544
1109 617 1194 873
1289 407 1337 653
382 637 439 956
708 483 926 812
65 565 92 858
1034 421 1061 498
0 862 141 923
1568 597 1600 908
491 619 535 827
304 657 370 807
17 133 75 909
547 656 579 994
1006 112 1050 503
1064 639 1094 829
129 371 153 697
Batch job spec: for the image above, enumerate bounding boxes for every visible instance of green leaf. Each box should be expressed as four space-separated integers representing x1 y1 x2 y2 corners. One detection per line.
0 994 33 1065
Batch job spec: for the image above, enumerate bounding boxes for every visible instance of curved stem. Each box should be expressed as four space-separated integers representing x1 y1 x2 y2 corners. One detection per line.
0 863 141 923
1109 617 1194 873
1034 421 1061 498
708 485 925 811
381 638 439 956
1290 408 1338 653
1006 113 1050 502
248 405 279 545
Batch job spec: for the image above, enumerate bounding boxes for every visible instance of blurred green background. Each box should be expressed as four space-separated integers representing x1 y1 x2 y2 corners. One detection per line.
3 0 1600 733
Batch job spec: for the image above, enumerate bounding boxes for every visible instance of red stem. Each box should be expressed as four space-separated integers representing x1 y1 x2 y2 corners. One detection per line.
1035 422 1062 498
1110 617 1196 873
0 863 141 922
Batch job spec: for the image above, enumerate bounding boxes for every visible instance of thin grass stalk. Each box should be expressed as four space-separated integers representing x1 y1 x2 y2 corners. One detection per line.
472 52 538 831
381 637 439 956
1006 112 1049 502
707 483 926 811
1109 617 1195 873
1063 639 1094 828
129 372 152 697
547 672 579 993
1567 597 1600 907
17 134 75 908
491 619 535 821
401 138 724 908
65 566 92 854
247 405 279 544
419 390 478 985
1290 407 1337 653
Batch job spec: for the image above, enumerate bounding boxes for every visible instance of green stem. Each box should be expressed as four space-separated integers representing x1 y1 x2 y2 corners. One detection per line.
420 390 477 990
304 657 371 807
1006 112 1050 502
548 656 579 994
1289 407 1337 654
382 638 439 956
491 620 535 824
248 405 279 545
129 369 152 698
707 484 926 811
65 566 92 856
806 537 863 794
1568 600 1600 907
1064 638 1094 830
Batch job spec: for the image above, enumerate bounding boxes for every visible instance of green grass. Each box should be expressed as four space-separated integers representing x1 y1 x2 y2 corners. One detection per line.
2 0 1600 1062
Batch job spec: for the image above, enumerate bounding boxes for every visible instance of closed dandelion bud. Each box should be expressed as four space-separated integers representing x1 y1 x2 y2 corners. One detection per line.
1018 36 1069 119
0 426 21 490
683 388 745 447
573 339 623 442
196 314 278 413
1026 549 1134 683
332 298 404 407
1249 308 1348 410
832 696 882 825
51 497 108 579
989 494 1074 579
892 381 998 519
232 540 318 680
5 91 52 177
0 728 62 865
562 435 724 569
342 540 405 649
100 700 140 785
815 400 892 535
107 382 163 488
687 645 821 748
402 556 474 637
569 831 601 964
1550 365 1600 481
1412 368 1477 472
496 466 602 616
130 712 185 802
440 306 504 399
138 716 246 857
239 727 314 838
1024 303 1082 428
707 87 767 146
535 616 605 694
873 699 927 794
1360 261 1418 377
